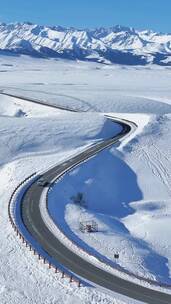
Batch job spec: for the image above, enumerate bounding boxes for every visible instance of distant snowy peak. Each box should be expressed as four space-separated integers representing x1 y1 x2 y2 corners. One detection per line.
0 22 171 65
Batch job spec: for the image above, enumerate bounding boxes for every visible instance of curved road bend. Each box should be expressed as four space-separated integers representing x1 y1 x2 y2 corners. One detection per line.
20 119 171 304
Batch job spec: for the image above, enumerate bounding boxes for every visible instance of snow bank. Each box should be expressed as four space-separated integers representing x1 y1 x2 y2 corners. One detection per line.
0 107 121 167
48 113 171 285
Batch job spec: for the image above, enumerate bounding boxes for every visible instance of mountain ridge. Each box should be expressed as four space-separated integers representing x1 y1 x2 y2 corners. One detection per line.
0 22 171 65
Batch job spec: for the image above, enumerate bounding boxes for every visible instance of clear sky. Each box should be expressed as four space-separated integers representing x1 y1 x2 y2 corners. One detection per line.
0 0 170 33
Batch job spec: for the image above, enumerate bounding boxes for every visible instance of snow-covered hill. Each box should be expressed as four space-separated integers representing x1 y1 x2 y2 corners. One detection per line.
0 22 171 65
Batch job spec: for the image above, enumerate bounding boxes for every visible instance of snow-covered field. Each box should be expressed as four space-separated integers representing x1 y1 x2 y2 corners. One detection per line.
1 55 171 113
0 54 171 303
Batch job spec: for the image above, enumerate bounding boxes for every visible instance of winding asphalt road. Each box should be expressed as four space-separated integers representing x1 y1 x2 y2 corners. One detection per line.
20 121 171 304
4 91 171 303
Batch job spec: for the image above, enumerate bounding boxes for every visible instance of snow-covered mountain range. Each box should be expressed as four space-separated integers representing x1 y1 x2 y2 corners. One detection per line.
0 22 171 65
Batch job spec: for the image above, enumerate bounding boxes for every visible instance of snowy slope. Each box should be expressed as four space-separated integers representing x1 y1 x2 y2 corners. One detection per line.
0 95 122 167
0 22 171 65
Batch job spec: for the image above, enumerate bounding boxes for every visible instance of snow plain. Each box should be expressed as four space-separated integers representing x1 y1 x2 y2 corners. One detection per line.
0 54 171 303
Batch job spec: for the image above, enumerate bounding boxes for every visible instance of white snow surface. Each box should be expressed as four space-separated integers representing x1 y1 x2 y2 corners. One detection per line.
1 55 171 113
0 95 121 167
0 55 171 303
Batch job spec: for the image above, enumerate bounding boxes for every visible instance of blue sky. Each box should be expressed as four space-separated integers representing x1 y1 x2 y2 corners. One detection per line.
0 0 170 33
